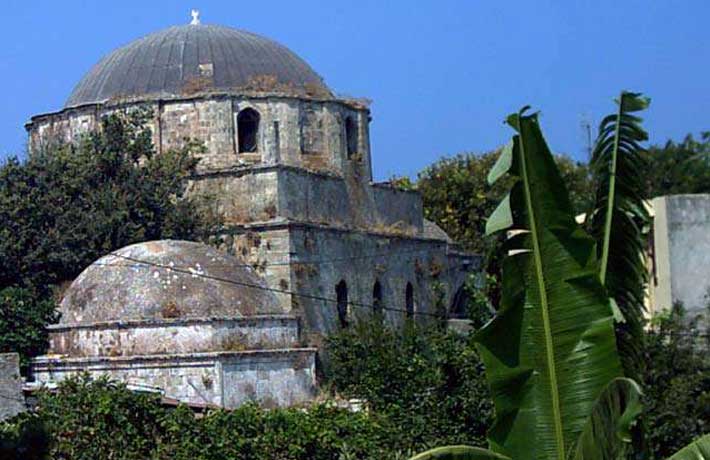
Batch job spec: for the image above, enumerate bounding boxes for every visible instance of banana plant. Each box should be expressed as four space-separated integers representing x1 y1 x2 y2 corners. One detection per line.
589 92 651 379
408 107 708 460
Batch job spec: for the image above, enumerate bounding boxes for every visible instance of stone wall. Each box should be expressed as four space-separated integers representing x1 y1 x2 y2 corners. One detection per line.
191 166 423 233
47 316 300 357
27 94 371 180
286 226 478 335
0 353 25 421
277 168 423 232
32 350 316 409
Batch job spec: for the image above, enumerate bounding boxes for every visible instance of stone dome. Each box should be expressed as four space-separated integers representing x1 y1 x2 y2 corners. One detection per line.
59 240 282 324
65 24 329 108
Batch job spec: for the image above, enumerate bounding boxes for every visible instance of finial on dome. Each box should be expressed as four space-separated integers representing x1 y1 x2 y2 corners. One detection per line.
190 9 201 25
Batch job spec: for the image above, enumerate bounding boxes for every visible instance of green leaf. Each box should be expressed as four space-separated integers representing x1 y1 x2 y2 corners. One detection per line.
573 377 643 460
476 108 623 460
485 193 513 236
409 445 510 460
590 91 651 379
667 435 710 460
488 141 514 185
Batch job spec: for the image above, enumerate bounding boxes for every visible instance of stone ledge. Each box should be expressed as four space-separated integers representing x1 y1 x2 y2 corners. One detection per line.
32 348 317 367
27 91 369 128
190 163 343 181
48 314 299 332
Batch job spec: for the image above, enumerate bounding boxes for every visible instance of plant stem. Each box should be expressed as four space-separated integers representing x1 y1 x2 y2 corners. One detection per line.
599 92 625 285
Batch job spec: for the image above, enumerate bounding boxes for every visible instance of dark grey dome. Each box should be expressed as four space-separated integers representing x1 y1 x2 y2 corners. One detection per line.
65 24 329 107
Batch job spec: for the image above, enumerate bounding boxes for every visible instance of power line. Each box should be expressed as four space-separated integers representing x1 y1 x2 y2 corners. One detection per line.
94 246 468 270
108 252 449 319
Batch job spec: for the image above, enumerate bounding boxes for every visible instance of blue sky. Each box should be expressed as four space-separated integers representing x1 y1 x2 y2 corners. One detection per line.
1 0 708 180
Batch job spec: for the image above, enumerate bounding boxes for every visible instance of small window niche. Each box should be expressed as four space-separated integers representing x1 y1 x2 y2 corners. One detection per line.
237 108 260 153
336 280 349 328
372 279 384 318
405 282 414 318
345 116 358 159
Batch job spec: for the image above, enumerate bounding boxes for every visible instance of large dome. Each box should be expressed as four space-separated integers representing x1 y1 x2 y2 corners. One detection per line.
65 24 328 108
59 240 282 324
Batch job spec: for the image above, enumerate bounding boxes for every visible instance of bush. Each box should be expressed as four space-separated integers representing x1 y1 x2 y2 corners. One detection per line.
642 304 710 459
324 319 493 448
0 287 57 370
1 376 410 460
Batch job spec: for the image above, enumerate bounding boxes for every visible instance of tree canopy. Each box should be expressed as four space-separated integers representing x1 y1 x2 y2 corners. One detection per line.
0 110 213 366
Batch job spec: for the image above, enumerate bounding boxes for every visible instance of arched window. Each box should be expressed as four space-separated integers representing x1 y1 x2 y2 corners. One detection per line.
405 283 414 318
450 285 469 319
345 116 358 158
372 280 383 317
336 280 348 328
237 108 260 153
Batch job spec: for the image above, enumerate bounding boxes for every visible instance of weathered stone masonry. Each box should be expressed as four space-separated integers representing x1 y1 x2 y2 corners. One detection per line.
24 22 479 407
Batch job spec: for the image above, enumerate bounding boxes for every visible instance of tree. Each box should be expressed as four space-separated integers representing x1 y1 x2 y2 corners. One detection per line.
0 110 215 365
410 107 709 460
642 132 710 198
415 152 591 257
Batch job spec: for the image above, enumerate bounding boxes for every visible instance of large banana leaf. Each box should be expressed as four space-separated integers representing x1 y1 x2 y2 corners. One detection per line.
589 91 651 379
477 108 624 460
409 446 510 460
573 377 643 460
667 435 710 460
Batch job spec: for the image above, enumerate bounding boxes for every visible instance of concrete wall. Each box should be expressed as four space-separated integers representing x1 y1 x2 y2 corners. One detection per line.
650 195 710 320
47 316 300 357
0 353 25 421
32 349 316 409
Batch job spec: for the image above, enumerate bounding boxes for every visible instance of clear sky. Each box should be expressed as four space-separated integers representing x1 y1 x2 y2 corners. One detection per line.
1 0 708 180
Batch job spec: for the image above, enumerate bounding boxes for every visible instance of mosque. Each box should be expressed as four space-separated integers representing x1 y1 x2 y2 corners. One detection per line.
26 12 478 408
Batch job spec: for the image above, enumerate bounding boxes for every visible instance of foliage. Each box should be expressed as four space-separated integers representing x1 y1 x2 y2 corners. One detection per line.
478 107 628 460
415 152 591 257
0 414 49 460
325 319 494 450
0 286 57 369
643 304 710 459
0 110 212 290
0 110 215 365
589 91 651 380
0 376 420 460
642 132 710 198
413 152 591 310
666 435 710 460
409 445 510 460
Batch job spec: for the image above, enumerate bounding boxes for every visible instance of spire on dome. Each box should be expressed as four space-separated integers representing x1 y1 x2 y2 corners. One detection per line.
190 9 200 25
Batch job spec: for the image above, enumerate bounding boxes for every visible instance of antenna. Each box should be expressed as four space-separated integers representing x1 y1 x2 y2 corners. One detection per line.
580 113 592 162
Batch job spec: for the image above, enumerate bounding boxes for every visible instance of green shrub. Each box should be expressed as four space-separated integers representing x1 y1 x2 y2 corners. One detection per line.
0 287 57 370
324 319 493 448
0 376 408 460
643 304 710 459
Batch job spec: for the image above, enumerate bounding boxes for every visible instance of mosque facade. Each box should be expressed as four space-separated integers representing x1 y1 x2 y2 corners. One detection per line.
26 15 478 407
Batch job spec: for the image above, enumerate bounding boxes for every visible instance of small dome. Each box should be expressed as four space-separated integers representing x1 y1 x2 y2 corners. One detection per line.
65 24 329 107
59 240 281 324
